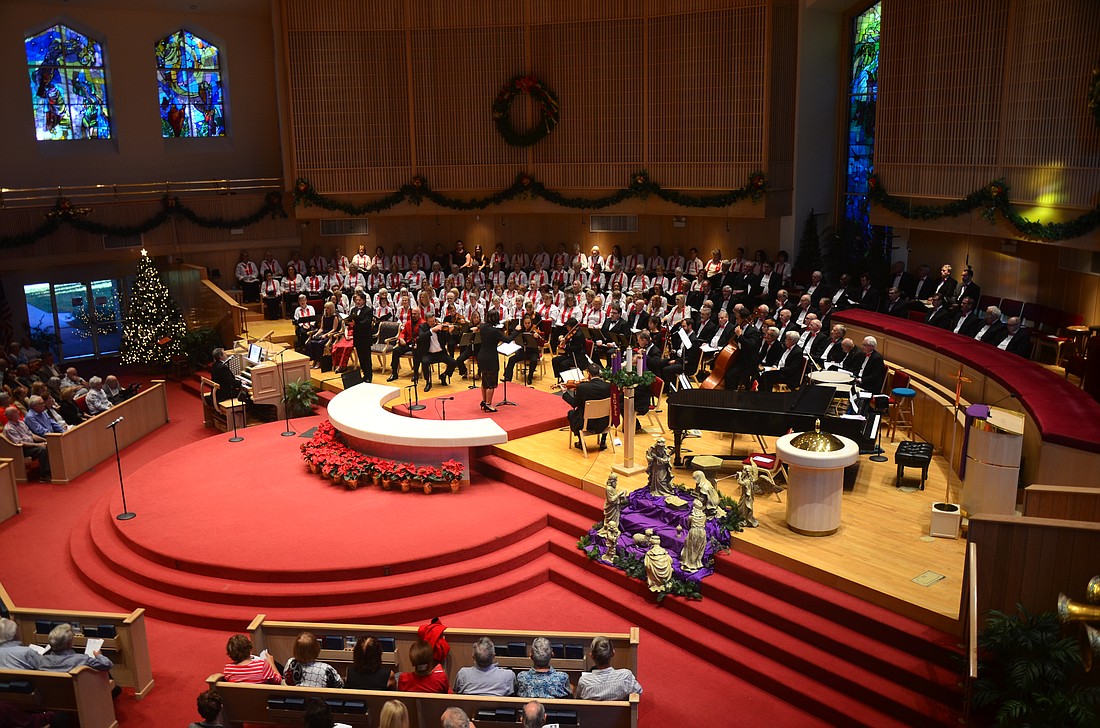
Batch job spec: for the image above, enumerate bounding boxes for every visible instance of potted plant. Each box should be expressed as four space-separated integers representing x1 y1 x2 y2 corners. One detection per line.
375 459 396 489
283 378 318 418
394 462 414 492
441 459 465 494
971 604 1100 727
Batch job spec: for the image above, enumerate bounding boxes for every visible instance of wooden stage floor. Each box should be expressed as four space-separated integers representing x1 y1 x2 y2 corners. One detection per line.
306 343 967 634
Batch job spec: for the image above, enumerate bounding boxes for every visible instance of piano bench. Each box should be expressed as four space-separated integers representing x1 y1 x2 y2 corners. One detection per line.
894 441 933 490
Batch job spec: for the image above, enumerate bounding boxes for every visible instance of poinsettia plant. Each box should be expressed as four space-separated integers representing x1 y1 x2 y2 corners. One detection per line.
441 460 465 482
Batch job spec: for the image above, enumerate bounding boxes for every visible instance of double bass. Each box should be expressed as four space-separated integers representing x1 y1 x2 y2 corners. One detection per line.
699 341 739 390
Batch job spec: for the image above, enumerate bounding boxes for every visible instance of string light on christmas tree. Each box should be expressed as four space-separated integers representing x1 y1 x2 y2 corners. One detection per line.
120 253 187 364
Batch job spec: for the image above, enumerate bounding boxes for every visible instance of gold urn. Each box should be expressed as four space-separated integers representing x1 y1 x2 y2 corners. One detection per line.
788 419 845 453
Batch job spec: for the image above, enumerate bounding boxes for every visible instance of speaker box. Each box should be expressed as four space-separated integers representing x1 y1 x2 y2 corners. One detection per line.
341 370 364 389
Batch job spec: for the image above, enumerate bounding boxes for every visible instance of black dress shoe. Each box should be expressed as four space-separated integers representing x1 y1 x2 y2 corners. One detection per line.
440 375 449 386
424 381 432 392
386 373 398 382
484 404 497 413
480 402 488 411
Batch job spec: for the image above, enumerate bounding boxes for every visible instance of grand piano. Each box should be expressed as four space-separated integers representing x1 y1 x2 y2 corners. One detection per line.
666 386 872 466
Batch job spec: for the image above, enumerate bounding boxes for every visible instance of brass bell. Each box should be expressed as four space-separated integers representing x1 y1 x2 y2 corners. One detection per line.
1057 576 1100 671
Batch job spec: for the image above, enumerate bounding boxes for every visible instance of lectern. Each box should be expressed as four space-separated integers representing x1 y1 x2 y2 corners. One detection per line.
961 405 1025 517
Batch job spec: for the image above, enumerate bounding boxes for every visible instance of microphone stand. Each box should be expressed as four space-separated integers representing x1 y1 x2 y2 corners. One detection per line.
107 416 135 521
406 383 425 411
228 394 244 442
440 396 454 421
277 345 295 437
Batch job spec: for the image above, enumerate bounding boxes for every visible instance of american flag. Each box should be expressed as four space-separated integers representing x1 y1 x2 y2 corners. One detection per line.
0 281 13 348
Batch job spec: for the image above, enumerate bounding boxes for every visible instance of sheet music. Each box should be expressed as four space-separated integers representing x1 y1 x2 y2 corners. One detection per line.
497 341 521 356
678 328 693 348
700 344 720 353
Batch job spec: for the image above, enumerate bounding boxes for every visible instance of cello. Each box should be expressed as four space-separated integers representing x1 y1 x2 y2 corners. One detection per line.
700 342 739 390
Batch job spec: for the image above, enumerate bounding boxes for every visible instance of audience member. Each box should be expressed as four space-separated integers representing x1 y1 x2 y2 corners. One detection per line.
188 688 224 728
303 696 353 728
222 634 282 684
440 707 475 728
3 406 51 480
61 367 89 396
515 637 571 699
284 631 344 688
24 395 67 435
395 640 449 693
575 636 642 700
997 317 1031 357
522 701 558 728
39 623 113 673
377 699 410 728
58 387 87 426
453 637 515 696
0 618 41 670
344 636 395 690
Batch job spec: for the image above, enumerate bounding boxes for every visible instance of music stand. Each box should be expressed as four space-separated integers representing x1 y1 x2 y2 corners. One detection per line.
868 394 890 462
463 331 481 389
497 342 519 407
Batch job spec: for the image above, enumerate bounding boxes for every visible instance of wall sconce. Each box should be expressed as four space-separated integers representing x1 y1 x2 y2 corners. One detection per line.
672 216 687 228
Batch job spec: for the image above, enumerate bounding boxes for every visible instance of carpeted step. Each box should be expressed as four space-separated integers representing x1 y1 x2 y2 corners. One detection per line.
715 551 961 670
75 494 555 608
72 519 566 631
477 454 603 522
696 569 959 706
540 534 927 728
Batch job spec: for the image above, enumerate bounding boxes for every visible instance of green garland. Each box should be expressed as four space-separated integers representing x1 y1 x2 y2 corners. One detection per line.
293 169 768 215
601 368 656 389
492 75 560 147
867 174 1100 242
578 533 702 604
0 191 287 250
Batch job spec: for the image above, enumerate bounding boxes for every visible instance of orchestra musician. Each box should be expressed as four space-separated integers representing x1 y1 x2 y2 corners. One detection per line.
551 317 589 380
415 312 463 392
723 308 761 391
503 314 543 386
564 364 611 450
758 331 805 393
661 317 701 389
387 306 423 382
591 304 630 369
347 291 375 382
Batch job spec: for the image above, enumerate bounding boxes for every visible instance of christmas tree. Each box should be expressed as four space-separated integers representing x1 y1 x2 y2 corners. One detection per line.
120 251 187 364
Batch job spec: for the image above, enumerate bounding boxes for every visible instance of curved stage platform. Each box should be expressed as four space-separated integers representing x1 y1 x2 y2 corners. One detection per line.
69 418 598 628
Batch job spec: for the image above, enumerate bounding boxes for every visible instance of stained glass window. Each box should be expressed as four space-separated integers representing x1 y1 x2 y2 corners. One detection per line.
25 24 111 141
155 30 225 138
844 3 881 242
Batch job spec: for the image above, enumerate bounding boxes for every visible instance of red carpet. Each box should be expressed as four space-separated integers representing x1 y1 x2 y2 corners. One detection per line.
398 384 570 440
0 381 963 726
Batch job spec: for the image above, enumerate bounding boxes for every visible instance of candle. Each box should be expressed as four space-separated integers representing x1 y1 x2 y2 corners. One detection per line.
612 351 621 373
638 351 644 374
624 349 632 373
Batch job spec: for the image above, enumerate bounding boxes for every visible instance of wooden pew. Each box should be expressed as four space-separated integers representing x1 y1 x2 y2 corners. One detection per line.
0 582 154 699
248 615 640 689
0 459 19 524
206 674 638 728
40 381 170 484
0 666 118 728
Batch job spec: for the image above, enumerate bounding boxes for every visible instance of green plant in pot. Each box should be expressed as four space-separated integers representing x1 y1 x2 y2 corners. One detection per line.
283 378 318 418
971 604 1100 727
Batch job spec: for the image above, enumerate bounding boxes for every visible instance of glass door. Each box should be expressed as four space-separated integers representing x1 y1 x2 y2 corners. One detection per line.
24 279 124 361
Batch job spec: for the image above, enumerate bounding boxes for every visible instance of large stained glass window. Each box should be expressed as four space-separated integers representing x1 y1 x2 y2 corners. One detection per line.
25 24 111 141
844 3 881 240
155 30 225 138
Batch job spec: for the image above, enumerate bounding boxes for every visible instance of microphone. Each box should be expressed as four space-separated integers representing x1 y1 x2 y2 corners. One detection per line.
974 392 1019 419
106 416 124 429
440 396 455 401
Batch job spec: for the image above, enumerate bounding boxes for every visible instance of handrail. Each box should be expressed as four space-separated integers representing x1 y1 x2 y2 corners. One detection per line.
0 177 281 208
962 541 979 726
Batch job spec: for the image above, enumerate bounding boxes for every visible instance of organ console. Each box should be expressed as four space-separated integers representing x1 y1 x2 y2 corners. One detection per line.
229 337 311 420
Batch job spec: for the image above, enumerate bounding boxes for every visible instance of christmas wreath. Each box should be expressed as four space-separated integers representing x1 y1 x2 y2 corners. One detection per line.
492 75 560 147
